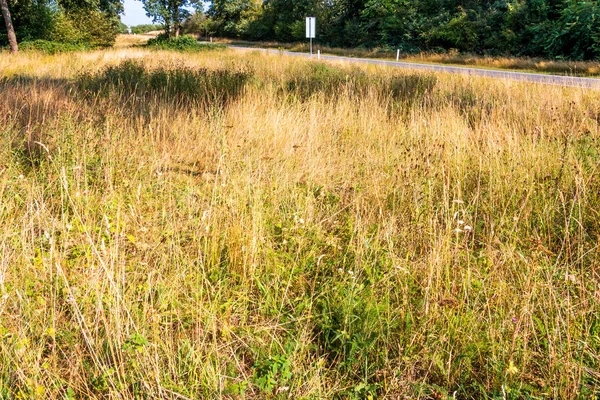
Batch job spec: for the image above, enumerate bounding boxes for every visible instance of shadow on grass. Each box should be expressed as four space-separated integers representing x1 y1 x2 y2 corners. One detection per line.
1 63 254 172
284 62 437 105
77 60 253 108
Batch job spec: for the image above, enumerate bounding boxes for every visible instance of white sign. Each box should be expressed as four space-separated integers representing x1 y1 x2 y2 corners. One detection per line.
306 17 316 39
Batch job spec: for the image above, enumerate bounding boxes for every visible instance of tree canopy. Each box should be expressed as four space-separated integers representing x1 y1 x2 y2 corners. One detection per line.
205 0 600 60
141 0 202 37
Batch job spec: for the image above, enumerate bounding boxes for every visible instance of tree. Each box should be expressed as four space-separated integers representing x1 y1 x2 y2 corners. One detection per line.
545 0 600 59
141 0 202 37
182 11 207 35
0 0 18 52
55 0 123 46
207 0 260 38
360 0 417 48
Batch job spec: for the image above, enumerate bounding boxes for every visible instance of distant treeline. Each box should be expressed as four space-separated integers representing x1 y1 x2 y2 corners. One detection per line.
130 24 165 34
203 0 600 60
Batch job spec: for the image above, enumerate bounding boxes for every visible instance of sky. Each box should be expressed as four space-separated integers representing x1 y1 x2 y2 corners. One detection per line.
121 0 154 27
121 0 208 27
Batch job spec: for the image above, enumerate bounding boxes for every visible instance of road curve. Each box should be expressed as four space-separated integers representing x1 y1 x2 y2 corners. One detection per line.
226 45 600 89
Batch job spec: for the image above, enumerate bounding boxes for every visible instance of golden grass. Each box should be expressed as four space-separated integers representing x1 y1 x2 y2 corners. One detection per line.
410 51 600 76
113 34 152 49
1 45 600 399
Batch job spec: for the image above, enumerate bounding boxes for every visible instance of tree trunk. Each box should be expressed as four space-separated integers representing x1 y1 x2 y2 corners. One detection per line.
0 0 18 53
173 5 180 38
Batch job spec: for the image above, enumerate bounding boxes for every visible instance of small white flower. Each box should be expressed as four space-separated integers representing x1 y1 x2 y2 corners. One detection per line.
276 386 290 394
458 220 465 225
395 265 409 274
464 225 472 232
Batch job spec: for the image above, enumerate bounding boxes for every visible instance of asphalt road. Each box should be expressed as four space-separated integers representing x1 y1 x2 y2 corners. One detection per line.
226 45 600 89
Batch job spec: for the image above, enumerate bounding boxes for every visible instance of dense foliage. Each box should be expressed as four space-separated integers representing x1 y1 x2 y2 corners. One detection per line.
0 0 122 48
181 11 208 35
205 0 600 60
141 0 202 37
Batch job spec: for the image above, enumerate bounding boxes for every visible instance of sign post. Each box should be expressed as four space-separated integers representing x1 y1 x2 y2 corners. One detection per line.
306 17 316 55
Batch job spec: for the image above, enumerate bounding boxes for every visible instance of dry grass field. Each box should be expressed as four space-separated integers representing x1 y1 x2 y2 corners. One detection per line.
1 41 600 399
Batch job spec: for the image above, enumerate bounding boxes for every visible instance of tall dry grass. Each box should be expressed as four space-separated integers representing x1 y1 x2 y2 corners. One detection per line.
1 45 600 399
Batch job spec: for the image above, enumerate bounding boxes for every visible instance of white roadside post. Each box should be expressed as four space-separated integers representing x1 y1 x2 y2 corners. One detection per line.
306 17 316 56
397 49 400 61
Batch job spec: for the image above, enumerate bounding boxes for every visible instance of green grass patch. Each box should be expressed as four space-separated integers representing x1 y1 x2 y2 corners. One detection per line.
19 40 88 54
146 34 225 52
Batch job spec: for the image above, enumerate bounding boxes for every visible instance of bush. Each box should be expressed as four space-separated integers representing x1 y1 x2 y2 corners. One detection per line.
146 34 225 51
20 40 87 54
